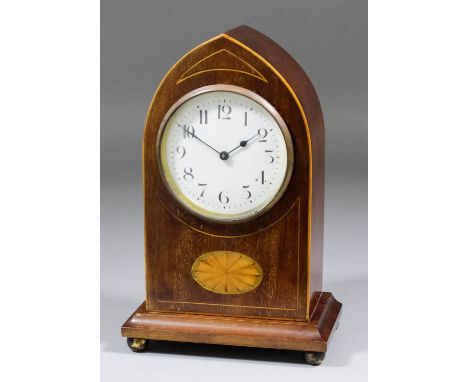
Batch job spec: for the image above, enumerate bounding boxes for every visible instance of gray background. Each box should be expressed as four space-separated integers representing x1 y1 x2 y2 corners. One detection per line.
101 0 367 380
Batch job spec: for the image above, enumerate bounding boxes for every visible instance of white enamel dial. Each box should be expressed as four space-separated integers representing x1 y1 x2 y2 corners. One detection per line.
158 86 293 222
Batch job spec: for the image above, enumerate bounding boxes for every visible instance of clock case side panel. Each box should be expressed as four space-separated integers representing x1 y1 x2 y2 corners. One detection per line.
225 26 325 319
142 30 314 320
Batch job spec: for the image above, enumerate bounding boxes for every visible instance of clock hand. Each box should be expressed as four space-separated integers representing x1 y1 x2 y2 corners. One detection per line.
227 132 260 155
176 123 222 157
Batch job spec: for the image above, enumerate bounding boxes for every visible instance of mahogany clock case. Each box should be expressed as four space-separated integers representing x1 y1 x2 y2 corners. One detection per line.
121 26 341 358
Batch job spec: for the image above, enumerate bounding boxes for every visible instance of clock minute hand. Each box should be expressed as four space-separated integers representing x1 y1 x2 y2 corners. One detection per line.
176 123 221 156
227 133 260 155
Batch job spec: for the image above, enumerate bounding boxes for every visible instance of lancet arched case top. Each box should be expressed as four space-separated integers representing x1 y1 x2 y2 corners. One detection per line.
122 26 341 365
144 26 324 239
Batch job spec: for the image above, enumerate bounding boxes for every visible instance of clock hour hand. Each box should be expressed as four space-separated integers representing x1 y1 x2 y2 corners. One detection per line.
176 123 222 157
227 132 260 155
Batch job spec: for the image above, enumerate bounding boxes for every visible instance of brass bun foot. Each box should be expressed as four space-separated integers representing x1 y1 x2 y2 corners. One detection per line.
304 351 326 366
127 338 149 352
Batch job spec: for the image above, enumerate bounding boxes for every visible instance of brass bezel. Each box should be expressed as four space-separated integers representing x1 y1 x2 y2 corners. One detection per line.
156 84 294 224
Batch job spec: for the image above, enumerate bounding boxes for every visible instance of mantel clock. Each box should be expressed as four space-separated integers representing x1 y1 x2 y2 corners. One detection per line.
121 26 341 366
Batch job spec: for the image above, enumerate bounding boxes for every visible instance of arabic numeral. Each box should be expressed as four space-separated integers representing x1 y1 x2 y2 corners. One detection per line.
258 128 268 142
183 124 195 138
242 185 252 199
176 145 186 159
217 104 232 119
183 167 194 181
218 191 230 204
198 183 207 197
199 109 208 124
265 149 274 163
256 170 265 185
258 128 268 138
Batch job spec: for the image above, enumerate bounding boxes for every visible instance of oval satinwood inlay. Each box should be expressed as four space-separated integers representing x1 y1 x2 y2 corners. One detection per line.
191 251 263 295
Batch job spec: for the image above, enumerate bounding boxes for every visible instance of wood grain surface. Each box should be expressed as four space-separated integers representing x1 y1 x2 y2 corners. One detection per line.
141 26 325 320
122 293 341 352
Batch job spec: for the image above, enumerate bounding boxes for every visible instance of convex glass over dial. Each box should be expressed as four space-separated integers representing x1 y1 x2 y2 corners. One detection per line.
158 85 293 222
